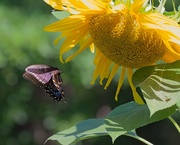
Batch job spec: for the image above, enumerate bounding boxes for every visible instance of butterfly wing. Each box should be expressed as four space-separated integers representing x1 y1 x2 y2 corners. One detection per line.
25 64 60 84
52 70 63 90
49 71 64 101
44 81 64 102
23 72 44 87
25 64 56 74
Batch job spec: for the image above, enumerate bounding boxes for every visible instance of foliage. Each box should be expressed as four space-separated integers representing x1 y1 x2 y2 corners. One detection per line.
46 61 180 145
0 1 180 145
133 61 180 115
47 102 177 145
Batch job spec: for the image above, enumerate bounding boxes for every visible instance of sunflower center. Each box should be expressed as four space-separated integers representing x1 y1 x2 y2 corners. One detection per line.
89 12 167 68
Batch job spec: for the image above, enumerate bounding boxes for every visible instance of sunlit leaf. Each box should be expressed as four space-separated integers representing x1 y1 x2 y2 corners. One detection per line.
176 101 180 108
46 102 177 145
104 102 177 142
46 118 137 145
132 60 180 115
46 119 107 145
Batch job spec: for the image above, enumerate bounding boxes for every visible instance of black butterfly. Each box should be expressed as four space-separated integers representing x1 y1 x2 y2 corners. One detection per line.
23 64 65 102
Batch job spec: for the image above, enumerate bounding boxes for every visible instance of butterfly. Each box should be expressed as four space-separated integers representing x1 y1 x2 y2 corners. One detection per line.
23 64 65 102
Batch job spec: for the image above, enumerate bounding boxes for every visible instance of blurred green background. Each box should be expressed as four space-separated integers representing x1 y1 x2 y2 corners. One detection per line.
0 0 179 145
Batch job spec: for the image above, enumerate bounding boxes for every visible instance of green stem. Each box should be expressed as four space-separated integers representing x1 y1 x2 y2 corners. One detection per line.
168 116 180 133
125 134 154 145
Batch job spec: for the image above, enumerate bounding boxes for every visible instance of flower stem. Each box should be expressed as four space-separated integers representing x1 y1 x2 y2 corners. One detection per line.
168 116 180 133
125 133 154 145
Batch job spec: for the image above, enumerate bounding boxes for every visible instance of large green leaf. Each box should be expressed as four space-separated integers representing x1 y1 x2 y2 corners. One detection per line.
132 60 180 115
104 102 177 142
46 119 107 145
46 102 177 145
46 118 138 145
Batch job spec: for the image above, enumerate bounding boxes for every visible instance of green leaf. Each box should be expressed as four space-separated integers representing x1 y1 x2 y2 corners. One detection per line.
132 60 180 115
46 118 143 145
46 102 177 145
176 101 180 108
46 119 107 145
104 102 177 142
52 11 70 20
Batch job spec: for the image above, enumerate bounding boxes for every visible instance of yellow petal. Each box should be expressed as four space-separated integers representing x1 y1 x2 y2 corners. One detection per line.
104 63 119 89
59 26 89 62
44 0 66 10
89 43 95 53
127 69 144 104
65 36 93 62
115 67 126 101
91 50 111 85
131 0 147 13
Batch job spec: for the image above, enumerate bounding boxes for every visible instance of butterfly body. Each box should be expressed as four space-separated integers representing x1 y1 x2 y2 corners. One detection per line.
23 64 65 102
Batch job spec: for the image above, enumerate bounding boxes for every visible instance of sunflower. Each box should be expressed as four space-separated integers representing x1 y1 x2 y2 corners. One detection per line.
44 0 180 104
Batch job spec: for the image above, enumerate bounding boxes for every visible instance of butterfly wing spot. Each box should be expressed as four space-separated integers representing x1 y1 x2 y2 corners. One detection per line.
44 86 65 102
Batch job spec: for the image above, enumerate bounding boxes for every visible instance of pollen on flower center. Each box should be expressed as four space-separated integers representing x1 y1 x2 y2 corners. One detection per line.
89 12 167 68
